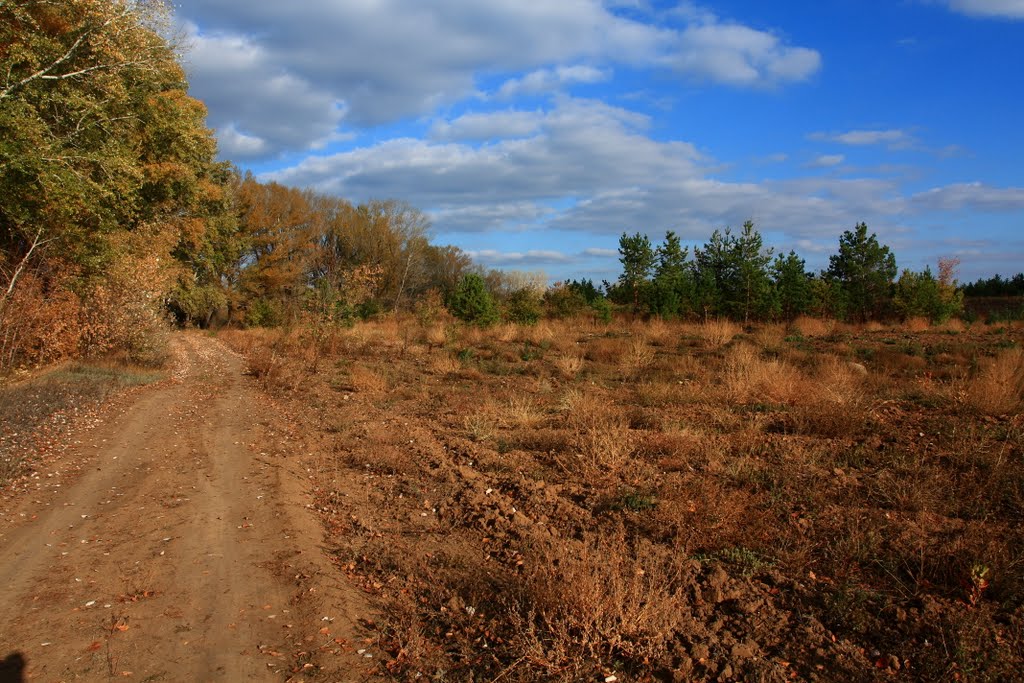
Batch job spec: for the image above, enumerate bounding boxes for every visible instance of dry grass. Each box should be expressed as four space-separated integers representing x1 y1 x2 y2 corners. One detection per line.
752 323 787 351
553 352 585 378
510 530 691 674
694 318 740 348
792 315 834 337
903 316 932 333
722 344 803 404
964 347 1024 415
794 355 871 436
502 394 547 429
620 337 655 377
563 393 633 480
349 364 388 392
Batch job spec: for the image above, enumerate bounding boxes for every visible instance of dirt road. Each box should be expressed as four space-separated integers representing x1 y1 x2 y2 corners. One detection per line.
0 334 372 682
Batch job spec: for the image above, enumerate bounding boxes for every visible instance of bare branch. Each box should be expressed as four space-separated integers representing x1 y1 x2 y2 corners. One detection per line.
1 227 56 304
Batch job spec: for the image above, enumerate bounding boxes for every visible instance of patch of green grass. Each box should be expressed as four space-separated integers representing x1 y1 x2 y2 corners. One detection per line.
616 490 658 512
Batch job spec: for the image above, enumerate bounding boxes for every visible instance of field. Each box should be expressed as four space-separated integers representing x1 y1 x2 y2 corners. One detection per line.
215 316 1024 682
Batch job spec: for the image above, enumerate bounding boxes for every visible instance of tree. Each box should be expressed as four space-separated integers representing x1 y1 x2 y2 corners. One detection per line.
772 251 811 321
1 0 194 293
826 223 897 322
893 259 963 323
694 222 773 323
617 232 655 314
448 273 499 326
732 221 774 324
651 231 694 318
1 0 227 365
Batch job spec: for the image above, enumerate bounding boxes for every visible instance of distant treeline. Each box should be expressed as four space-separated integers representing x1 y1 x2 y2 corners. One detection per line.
962 273 1024 298
549 222 964 326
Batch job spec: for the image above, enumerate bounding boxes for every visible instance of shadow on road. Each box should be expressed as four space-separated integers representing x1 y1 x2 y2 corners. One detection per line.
0 653 25 683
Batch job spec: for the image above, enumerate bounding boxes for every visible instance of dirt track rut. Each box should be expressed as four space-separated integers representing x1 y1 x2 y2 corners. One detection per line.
0 334 371 681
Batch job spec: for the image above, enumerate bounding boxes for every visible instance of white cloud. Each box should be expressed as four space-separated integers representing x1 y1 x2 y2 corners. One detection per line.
497 66 609 98
217 124 268 157
174 1 821 157
669 22 821 87
583 248 619 257
945 0 1024 19
264 98 913 254
911 182 1024 211
806 154 846 168
809 129 916 149
469 249 572 265
181 24 346 158
430 111 545 141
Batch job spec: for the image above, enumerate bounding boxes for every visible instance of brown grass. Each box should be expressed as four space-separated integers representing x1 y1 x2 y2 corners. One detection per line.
722 344 803 405
964 347 1024 415
693 318 740 348
553 352 585 378
510 530 691 675
792 315 834 337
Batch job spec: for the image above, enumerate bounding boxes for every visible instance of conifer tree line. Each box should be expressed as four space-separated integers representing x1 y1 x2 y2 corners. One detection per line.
0 0 1009 373
604 222 965 325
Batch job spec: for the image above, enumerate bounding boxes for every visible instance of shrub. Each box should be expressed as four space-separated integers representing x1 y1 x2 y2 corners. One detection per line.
245 298 284 328
448 274 500 326
504 287 542 325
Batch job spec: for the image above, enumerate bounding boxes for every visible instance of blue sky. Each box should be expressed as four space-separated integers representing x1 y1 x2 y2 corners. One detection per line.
172 0 1024 283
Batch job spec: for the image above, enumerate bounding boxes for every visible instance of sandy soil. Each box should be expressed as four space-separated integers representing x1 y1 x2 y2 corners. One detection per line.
0 334 375 682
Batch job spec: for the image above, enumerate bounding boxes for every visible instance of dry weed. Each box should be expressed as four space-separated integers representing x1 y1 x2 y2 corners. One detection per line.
723 344 803 405
502 395 547 429
964 348 1024 415
423 323 448 347
523 322 555 347
696 318 740 348
510 529 691 674
564 393 633 479
640 318 674 346
553 352 585 378
620 338 656 377
493 323 519 343
903 317 932 333
428 354 461 375
349 364 388 392
936 318 966 334
792 316 834 337
464 413 496 443
795 355 871 436
752 323 786 351
585 336 627 364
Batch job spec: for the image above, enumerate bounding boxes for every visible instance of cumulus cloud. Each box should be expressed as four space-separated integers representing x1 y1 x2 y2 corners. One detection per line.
181 24 346 158
945 0 1024 19
668 22 821 87
497 66 610 98
430 111 545 141
174 1 821 157
911 182 1024 211
263 97 915 253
